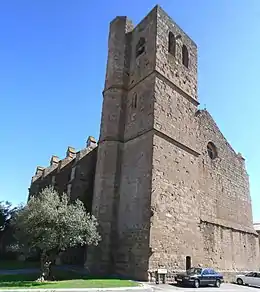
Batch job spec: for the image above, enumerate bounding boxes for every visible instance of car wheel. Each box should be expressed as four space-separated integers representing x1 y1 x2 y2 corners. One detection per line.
194 279 200 288
215 279 221 288
237 278 243 285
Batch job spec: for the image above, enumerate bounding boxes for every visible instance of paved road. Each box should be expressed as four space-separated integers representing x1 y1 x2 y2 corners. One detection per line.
150 283 260 292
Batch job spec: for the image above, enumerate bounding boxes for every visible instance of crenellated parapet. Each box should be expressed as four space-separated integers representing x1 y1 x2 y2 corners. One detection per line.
86 136 97 148
29 136 98 194
31 166 45 183
31 156 60 184
66 147 76 159
50 155 59 166
43 155 60 177
56 147 76 173
75 136 97 163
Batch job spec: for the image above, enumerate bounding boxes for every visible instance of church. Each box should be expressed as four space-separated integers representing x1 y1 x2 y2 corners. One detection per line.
29 5 259 281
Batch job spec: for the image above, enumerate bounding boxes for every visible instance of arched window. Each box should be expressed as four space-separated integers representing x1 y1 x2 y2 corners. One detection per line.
182 44 189 68
136 37 145 58
168 32 176 56
207 142 217 160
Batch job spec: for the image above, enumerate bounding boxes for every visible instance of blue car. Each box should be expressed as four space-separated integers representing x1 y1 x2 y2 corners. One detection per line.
175 267 224 288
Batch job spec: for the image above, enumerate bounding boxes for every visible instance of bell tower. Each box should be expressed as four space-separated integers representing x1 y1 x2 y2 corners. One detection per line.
148 6 201 275
87 5 200 280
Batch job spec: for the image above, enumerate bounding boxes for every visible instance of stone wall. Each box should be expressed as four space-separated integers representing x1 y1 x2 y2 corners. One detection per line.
254 224 260 255
127 8 157 89
124 74 154 141
149 133 202 272
148 107 259 275
155 6 198 100
196 110 259 271
69 147 97 212
199 221 258 270
154 77 199 153
116 131 153 280
197 110 254 230
148 119 259 279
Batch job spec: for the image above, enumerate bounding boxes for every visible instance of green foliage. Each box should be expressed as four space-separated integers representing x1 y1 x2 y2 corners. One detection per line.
12 186 101 257
0 201 20 256
0 201 17 232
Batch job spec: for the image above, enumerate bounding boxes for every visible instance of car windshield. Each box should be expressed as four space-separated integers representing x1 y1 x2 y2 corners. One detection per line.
187 268 202 275
246 272 256 277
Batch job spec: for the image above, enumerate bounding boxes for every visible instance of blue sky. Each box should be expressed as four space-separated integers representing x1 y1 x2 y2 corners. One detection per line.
0 0 259 221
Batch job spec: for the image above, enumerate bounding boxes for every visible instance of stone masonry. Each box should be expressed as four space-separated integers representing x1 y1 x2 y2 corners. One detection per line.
29 5 259 282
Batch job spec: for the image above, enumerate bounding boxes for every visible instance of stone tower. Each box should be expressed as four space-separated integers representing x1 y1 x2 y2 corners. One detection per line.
86 5 259 281
86 4 198 278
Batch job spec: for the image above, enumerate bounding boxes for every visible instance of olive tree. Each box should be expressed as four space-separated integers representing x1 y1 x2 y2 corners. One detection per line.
12 186 101 280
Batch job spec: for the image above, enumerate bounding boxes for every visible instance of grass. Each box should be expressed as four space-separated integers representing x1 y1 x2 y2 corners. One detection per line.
0 260 40 270
0 271 139 289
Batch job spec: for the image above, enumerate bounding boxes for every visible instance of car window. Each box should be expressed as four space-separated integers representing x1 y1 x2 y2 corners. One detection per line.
202 269 209 275
208 269 216 274
256 273 260 278
187 268 202 275
246 272 255 277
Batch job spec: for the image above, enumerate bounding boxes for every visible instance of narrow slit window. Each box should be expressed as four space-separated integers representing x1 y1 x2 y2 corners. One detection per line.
168 32 176 56
182 44 189 68
136 37 145 58
132 93 137 108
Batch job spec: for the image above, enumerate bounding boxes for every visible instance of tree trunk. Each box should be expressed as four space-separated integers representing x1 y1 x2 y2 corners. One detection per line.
39 250 57 281
40 251 52 281
48 250 58 280
40 250 47 272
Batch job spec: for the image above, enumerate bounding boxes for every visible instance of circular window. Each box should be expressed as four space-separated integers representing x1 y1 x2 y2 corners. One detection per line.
207 142 217 160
